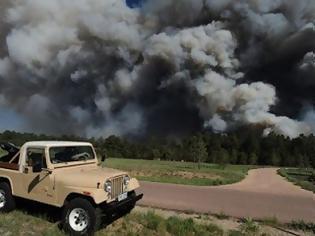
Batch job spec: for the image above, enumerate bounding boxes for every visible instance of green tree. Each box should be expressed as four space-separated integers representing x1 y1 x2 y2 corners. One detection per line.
238 152 248 165
104 135 124 158
229 149 238 164
248 152 258 165
217 148 230 169
187 136 208 169
270 151 281 166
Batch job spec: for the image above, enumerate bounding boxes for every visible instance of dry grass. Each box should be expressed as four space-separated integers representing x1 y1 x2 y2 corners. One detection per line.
0 206 306 236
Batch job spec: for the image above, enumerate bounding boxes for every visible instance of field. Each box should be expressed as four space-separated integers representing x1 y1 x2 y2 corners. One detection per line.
0 205 307 236
105 158 254 186
278 168 315 193
0 207 225 236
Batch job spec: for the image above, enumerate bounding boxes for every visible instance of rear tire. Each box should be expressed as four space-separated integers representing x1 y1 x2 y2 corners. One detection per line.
0 182 16 213
62 198 101 236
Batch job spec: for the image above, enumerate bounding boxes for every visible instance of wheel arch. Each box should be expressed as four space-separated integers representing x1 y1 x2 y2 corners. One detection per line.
0 177 13 193
64 192 96 207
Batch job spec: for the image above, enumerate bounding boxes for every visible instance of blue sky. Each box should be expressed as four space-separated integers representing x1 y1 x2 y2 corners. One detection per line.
0 107 24 132
126 0 143 8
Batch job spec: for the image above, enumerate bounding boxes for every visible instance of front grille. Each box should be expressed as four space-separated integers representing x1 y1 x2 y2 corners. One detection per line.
110 176 124 199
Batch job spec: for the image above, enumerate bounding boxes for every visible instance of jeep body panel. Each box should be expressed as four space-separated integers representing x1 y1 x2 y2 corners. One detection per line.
0 141 141 208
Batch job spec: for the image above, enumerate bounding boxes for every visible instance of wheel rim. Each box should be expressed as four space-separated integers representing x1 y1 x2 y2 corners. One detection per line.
68 208 89 232
0 190 6 209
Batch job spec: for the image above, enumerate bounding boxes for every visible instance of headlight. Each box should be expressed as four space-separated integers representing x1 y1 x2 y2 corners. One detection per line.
123 176 130 186
104 180 112 193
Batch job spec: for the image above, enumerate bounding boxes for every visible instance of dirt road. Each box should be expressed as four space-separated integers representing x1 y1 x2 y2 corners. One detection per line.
138 168 315 222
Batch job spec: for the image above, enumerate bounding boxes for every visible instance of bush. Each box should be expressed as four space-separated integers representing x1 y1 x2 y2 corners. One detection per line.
288 220 315 234
239 218 260 235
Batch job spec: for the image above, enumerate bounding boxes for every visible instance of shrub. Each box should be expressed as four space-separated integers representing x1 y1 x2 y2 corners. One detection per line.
239 218 260 235
288 220 315 234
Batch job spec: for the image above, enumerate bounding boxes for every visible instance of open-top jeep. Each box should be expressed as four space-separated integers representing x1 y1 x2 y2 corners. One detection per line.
0 141 143 235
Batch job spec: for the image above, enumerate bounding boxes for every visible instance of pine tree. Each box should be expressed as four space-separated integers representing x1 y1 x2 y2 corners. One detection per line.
218 148 230 169
248 152 258 165
238 152 248 165
230 149 238 164
187 136 208 169
270 151 281 166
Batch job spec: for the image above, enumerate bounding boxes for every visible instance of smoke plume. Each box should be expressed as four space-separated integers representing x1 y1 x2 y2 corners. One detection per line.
0 0 315 138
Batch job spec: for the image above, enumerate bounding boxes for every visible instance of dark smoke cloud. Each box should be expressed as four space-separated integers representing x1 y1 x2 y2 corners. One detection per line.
0 0 315 138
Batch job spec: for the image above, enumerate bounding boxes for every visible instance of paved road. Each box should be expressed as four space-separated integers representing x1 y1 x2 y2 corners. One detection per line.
138 168 315 222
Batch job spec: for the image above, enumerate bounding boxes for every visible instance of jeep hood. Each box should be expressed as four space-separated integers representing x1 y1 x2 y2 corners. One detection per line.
55 164 127 188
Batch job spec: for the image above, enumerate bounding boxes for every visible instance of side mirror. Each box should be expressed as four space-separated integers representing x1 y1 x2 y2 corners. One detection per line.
32 163 42 173
101 152 107 162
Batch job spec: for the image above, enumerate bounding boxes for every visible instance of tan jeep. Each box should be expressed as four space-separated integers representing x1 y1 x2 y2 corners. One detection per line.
0 141 143 235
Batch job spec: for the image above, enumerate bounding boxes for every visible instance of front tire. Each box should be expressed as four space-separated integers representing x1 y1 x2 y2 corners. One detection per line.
0 182 16 213
62 198 101 236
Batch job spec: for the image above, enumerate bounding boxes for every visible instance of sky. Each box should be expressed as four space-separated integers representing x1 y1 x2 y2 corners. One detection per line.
126 0 143 8
0 108 24 132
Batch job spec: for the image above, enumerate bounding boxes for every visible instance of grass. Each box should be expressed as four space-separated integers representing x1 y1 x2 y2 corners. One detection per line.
213 212 230 220
287 220 315 234
0 203 297 236
104 158 254 186
278 168 315 193
0 210 225 236
0 210 63 236
259 217 280 228
239 218 260 236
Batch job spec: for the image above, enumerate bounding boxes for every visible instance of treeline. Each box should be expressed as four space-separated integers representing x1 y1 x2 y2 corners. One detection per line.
101 129 315 168
1 128 315 168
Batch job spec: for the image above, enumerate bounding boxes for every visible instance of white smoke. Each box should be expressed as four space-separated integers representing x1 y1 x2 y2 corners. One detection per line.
300 52 315 70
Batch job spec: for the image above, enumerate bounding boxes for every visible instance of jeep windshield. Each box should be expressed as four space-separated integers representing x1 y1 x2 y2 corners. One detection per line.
49 146 95 165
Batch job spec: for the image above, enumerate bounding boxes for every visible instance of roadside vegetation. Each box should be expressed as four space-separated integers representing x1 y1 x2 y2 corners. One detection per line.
0 209 223 236
238 218 260 236
288 220 315 234
278 168 315 193
0 207 306 236
105 158 252 186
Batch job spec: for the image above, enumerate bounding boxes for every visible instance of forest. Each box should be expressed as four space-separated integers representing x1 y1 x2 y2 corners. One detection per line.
0 127 315 168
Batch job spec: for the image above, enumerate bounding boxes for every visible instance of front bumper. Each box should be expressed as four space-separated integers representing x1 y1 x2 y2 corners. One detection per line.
104 192 143 214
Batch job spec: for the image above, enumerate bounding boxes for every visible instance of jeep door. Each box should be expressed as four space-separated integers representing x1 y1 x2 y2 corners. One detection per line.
21 147 55 204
